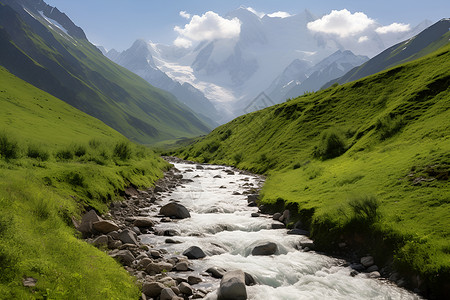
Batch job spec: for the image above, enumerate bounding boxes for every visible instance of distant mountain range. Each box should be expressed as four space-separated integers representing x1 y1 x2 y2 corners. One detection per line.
266 50 369 103
107 7 432 122
0 0 210 144
103 40 220 128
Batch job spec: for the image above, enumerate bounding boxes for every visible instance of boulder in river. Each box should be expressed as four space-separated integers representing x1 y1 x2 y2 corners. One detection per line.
206 266 227 278
118 229 138 245
217 270 247 300
92 220 119 234
160 202 191 219
132 217 155 228
142 282 165 298
252 242 278 256
183 246 206 259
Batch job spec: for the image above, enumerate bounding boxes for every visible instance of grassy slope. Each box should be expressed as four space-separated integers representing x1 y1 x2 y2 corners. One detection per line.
177 45 450 295
0 66 170 299
0 3 209 144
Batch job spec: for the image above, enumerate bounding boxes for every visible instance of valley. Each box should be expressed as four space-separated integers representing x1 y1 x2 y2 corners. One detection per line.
0 0 448 299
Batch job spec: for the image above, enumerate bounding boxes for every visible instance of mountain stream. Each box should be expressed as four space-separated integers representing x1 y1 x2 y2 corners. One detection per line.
140 162 420 300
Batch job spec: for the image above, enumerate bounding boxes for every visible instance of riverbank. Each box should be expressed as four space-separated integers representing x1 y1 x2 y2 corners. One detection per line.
81 157 422 299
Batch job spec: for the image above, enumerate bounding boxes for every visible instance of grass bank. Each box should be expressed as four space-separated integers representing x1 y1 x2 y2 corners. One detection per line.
0 67 169 298
173 45 450 298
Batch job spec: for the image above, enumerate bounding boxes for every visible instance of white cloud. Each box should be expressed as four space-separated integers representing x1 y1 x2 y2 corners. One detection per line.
375 23 411 34
174 37 192 48
246 7 265 18
179 11 191 20
174 11 241 47
307 9 375 37
358 36 369 43
267 11 292 18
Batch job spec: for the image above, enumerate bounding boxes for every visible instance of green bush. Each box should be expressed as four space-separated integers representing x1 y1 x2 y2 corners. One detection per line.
55 149 73 160
376 114 404 140
233 152 243 164
73 144 87 157
27 144 50 161
0 132 19 159
313 129 347 160
113 141 132 160
348 195 380 222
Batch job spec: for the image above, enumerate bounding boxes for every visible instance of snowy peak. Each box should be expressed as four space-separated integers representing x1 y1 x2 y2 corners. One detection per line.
3 0 87 39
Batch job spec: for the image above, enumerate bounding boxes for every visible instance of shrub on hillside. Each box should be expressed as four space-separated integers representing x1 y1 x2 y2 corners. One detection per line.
313 129 347 160
27 144 50 161
113 141 132 160
55 149 73 160
348 195 380 223
73 144 87 157
0 132 19 159
376 114 404 140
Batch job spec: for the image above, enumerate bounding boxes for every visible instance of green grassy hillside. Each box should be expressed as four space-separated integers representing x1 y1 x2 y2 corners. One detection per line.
176 45 450 297
0 66 169 299
0 2 209 144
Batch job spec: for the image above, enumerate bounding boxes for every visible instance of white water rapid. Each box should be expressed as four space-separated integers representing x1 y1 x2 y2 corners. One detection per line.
140 162 421 300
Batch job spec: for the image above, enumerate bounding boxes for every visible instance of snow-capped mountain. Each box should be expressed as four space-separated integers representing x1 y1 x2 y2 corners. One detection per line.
106 40 220 127
270 50 369 102
111 7 432 122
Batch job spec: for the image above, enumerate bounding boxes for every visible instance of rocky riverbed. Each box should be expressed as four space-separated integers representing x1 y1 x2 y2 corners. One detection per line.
76 157 421 300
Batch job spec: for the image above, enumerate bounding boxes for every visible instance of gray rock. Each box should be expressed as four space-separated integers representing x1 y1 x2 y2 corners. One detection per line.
206 267 227 278
137 257 152 269
271 223 285 229
133 217 155 228
217 270 247 300
92 235 108 247
108 231 120 240
272 213 282 220
251 213 260 217
366 265 379 272
145 262 173 275
350 263 365 272
22 277 37 287
183 246 206 259
165 238 182 244
160 288 176 300
142 282 165 298
92 220 120 234
77 210 103 235
361 256 374 268
178 282 193 295
110 250 135 266
244 272 257 286
252 242 278 256
368 271 381 278
160 202 191 219
118 229 138 245
188 275 202 285
279 210 290 224
149 250 162 258
287 229 310 236
175 261 190 271
247 194 258 203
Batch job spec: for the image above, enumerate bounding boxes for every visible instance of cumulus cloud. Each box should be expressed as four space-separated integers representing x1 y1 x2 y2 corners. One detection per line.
267 11 292 18
246 7 265 18
358 36 369 43
375 22 411 34
174 11 241 47
179 11 191 20
307 9 375 37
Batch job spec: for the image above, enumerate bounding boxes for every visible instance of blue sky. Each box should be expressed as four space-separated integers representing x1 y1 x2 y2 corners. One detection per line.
45 0 449 51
